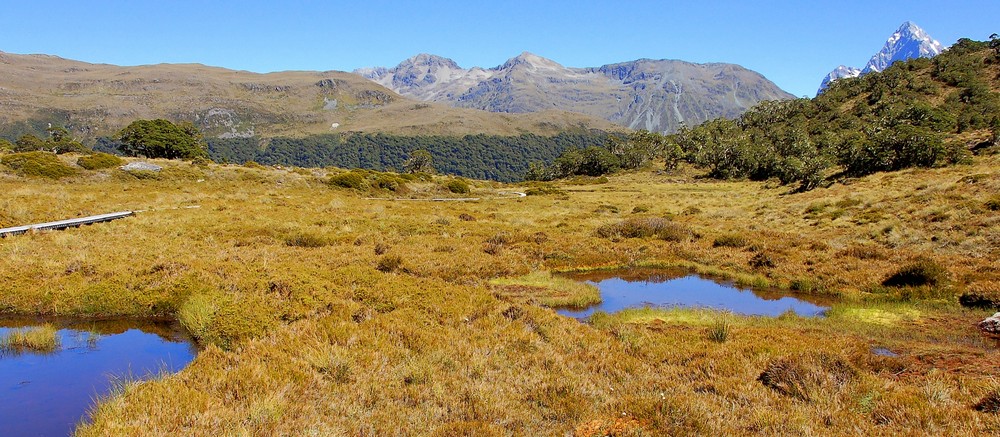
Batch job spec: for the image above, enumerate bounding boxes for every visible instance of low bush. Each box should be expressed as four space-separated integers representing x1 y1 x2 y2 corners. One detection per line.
882 258 949 287
328 172 367 190
77 152 124 170
445 178 471 194
1 151 77 179
958 291 1000 309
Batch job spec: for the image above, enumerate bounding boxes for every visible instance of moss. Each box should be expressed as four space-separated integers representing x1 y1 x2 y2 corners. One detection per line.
1 151 77 178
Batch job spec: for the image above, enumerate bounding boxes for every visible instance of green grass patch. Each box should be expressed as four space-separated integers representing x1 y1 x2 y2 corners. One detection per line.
490 271 600 308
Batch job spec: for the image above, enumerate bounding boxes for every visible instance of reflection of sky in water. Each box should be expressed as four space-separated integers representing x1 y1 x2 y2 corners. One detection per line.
0 326 196 436
557 275 829 319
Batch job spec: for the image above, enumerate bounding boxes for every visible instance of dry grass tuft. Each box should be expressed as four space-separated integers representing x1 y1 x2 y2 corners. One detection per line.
0 324 61 354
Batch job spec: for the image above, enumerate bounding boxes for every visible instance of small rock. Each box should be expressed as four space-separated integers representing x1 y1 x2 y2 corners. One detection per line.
978 312 1000 338
120 162 162 172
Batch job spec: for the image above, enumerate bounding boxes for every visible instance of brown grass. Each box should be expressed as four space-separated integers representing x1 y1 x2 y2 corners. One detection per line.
0 155 997 434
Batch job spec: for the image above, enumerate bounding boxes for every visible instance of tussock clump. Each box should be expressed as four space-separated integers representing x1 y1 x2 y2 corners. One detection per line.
0 324 61 354
376 255 404 273
596 217 693 242
838 245 888 260
374 242 390 255
883 258 949 287
707 319 730 343
974 389 1000 413
458 213 476 221
749 252 777 269
1 151 77 179
77 152 124 170
284 232 331 248
758 353 858 402
985 195 1000 211
713 233 748 248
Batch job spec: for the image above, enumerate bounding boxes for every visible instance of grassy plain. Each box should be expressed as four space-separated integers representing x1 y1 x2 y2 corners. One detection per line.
0 154 998 435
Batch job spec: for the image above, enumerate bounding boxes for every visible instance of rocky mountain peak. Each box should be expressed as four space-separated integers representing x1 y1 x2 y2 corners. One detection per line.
498 52 565 71
818 21 944 94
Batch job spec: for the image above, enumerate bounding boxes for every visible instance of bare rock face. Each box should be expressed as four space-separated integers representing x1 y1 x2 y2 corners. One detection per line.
120 162 162 172
357 52 795 134
978 312 1000 337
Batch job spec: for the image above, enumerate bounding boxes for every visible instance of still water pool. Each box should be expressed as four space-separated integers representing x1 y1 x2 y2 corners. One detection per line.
0 319 196 436
557 269 831 319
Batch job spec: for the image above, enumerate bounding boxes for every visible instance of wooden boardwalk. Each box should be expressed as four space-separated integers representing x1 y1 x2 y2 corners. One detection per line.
0 211 134 237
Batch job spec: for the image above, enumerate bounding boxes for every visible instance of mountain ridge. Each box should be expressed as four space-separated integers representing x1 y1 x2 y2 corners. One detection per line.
0 50 621 141
356 53 795 133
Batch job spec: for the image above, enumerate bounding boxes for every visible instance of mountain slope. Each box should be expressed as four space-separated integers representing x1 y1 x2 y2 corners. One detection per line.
818 21 944 94
0 51 619 140
356 53 795 133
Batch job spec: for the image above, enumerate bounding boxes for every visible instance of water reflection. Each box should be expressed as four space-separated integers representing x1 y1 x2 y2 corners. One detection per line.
0 319 196 436
557 269 832 319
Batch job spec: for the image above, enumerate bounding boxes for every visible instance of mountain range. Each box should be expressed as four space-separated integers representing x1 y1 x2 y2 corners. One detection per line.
0 51 620 141
818 21 944 94
356 53 795 133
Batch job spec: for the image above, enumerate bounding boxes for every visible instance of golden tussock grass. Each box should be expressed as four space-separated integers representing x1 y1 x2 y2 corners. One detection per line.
0 155 998 434
0 323 60 354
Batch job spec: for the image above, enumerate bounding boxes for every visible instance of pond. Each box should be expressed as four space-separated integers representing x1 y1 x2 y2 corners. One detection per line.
556 268 832 319
0 319 197 436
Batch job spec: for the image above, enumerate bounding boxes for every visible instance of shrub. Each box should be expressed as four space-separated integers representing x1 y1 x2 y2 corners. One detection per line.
445 179 471 194
525 185 565 196
959 291 1000 309
1 151 77 179
328 172 367 190
713 234 748 248
376 255 403 273
77 152 124 170
882 258 949 287
373 173 408 192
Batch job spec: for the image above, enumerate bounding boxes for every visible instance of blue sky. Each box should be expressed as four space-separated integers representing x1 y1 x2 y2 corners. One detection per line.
1 1 997 97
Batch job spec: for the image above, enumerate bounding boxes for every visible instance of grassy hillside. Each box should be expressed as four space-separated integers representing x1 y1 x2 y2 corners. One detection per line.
0 152 997 434
0 51 620 140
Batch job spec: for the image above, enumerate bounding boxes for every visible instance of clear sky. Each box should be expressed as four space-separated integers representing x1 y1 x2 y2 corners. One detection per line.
1 0 997 97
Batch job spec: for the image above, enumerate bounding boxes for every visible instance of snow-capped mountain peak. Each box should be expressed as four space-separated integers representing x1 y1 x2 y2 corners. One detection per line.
862 21 944 74
818 21 944 94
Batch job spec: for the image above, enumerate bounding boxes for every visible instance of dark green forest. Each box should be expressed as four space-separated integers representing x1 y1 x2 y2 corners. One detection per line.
204 132 611 182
